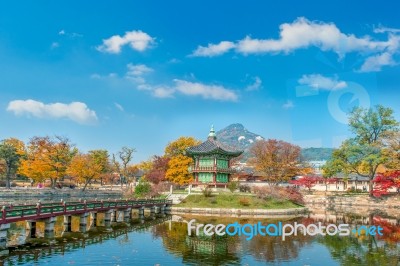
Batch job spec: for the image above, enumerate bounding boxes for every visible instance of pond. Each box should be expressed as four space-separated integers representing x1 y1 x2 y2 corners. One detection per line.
0 210 399 266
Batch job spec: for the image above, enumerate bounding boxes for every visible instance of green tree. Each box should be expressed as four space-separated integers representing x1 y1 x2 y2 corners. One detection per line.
0 140 21 188
323 105 399 194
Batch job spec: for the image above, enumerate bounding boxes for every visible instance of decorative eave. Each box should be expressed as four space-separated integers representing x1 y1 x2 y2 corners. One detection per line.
186 139 243 157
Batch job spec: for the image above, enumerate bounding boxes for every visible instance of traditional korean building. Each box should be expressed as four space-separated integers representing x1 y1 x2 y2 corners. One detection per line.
186 126 243 186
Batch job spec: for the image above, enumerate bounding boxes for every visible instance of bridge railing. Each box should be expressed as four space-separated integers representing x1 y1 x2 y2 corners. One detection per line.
1 199 172 224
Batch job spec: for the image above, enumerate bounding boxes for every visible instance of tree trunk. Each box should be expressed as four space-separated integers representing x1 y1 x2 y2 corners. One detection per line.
369 179 374 196
51 179 57 189
82 179 91 192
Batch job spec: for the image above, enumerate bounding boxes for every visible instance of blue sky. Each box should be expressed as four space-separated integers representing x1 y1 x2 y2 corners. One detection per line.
1 1 399 162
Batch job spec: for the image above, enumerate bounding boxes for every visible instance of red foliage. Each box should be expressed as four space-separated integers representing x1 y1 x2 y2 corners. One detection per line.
146 156 170 184
372 171 400 197
290 175 321 191
284 186 304 205
373 216 400 244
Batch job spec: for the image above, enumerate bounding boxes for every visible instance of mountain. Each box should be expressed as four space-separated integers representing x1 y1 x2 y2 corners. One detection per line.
216 123 334 162
216 123 264 156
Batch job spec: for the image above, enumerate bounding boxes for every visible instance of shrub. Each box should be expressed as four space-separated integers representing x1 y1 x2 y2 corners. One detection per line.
135 180 151 197
202 187 212 197
252 185 304 205
239 184 251 193
283 187 304 205
227 181 238 193
239 197 250 206
347 187 363 193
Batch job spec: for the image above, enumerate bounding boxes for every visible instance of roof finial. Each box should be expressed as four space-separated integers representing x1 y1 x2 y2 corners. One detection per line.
208 125 216 140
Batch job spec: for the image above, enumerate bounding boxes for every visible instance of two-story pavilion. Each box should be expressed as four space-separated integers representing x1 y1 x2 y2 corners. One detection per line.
186 126 243 186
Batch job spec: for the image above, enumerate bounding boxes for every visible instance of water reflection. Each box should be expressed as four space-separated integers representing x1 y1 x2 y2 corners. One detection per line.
0 210 400 265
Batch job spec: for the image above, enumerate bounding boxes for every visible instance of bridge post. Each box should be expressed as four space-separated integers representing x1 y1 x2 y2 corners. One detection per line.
165 203 172 214
91 212 97 227
150 206 155 215
123 208 132 222
103 210 113 227
43 217 56 238
26 221 37 238
139 207 145 220
160 204 166 214
79 212 89 233
64 215 72 232
0 223 10 252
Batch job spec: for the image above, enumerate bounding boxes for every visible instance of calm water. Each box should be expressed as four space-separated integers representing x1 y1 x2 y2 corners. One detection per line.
1 212 400 266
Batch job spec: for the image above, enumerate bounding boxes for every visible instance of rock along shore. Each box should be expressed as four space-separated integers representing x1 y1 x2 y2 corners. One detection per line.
171 206 308 217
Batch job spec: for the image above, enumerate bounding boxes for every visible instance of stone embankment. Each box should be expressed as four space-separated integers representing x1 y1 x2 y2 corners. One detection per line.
171 206 308 217
0 188 123 205
304 193 400 217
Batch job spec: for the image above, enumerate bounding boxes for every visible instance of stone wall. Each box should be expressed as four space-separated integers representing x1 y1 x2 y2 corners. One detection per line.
0 189 123 205
171 206 308 217
304 193 400 217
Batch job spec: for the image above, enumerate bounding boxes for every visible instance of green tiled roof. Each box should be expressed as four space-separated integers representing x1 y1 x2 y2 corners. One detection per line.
186 139 243 156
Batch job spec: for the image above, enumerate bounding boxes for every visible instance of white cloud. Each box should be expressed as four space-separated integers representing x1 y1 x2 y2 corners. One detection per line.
298 74 347 90
282 100 295 109
359 52 396 72
255 136 263 141
173 79 238 101
90 73 117 79
191 17 400 72
238 136 246 141
246 76 262 91
374 26 400 34
191 41 235 57
114 102 124 112
58 29 82 38
51 42 59 49
7 100 98 125
97 30 154 54
152 87 175 98
126 63 153 76
123 64 238 101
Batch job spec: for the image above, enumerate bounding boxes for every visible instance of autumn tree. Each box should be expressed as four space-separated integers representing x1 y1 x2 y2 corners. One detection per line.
146 156 170 184
88 149 110 186
248 139 303 185
20 136 75 188
67 152 102 191
165 137 201 157
164 137 201 185
118 146 136 187
290 175 321 192
323 105 399 195
0 140 22 188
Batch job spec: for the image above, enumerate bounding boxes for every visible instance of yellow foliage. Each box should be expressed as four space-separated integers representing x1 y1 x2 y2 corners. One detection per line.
165 154 194 185
67 153 102 190
165 137 201 157
19 136 73 186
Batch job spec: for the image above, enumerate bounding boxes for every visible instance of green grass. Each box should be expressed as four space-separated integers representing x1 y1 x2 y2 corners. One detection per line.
176 193 302 209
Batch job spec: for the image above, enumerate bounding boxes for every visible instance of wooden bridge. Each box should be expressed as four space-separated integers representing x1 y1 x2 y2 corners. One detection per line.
0 198 172 251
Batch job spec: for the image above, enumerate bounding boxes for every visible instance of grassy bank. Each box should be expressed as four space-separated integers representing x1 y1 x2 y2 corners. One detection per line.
177 193 302 209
